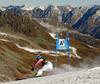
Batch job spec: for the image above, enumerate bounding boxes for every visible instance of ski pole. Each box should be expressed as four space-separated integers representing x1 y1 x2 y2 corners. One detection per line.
15 73 26 80
15 70 32 80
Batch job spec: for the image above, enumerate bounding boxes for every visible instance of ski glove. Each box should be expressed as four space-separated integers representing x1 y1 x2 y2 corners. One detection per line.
31 68 34 71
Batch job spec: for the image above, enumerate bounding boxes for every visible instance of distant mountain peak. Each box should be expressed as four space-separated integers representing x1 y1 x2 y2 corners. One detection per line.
64 4 74 7
21 4 28 8
0 7 5 11
35 5 46 10
44 4 55 9
20 4 34 11
2 5 16 9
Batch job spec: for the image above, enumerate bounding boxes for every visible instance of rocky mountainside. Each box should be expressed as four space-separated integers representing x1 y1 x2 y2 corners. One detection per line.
0 11 55 50
0 10 100 83
72 5 100 39
37 18 100 48
0 4 100 39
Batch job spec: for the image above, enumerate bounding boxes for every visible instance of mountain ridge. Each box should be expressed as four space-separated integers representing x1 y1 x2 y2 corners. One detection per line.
1 4 100 39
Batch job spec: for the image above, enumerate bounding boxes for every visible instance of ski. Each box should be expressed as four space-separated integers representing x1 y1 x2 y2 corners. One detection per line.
16 75 47 81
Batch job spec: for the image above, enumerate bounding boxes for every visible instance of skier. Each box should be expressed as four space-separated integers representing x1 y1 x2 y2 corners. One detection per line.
31 55 53 77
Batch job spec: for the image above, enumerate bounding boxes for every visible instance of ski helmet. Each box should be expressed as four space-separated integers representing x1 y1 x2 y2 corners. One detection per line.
36 55 42 61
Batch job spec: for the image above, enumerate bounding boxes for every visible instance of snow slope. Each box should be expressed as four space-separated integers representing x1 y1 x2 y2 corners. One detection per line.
1 67 100 84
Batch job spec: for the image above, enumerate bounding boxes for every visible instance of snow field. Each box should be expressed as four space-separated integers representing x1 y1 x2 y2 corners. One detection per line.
1 67 100 84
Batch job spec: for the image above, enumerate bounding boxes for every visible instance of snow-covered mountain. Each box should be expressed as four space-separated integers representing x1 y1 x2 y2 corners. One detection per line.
20 4 34 11
1 4 34 11
1 4 100 39
0 7 6 11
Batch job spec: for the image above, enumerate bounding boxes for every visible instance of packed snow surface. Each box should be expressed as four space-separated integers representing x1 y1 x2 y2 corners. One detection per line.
1 67 100 84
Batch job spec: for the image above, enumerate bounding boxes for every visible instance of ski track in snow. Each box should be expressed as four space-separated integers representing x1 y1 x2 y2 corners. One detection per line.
16 44 81 58
16 44 56 56
0 39 10 42
1 67 100 84
70 46 81 59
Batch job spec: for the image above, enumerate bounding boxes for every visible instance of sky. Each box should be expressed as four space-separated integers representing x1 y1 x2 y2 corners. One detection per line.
0 0 100 7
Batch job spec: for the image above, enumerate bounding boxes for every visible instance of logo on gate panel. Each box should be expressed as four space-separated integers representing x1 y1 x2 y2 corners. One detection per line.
59 39 65 46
